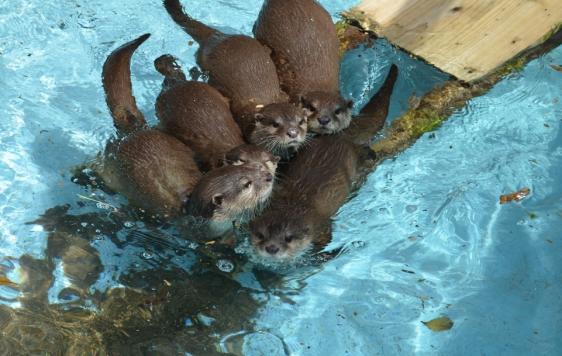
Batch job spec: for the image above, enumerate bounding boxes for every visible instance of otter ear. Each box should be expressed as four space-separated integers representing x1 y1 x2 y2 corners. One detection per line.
298 95 316 115
216 155 227 168
212 194 223 207
301 107 314 118
273 155 281 164
254 113 266 123
346 99 354 109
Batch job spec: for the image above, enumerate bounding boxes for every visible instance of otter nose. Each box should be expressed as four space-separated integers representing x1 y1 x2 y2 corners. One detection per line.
287 128 298 139
318 116 331 125
265 244 279 255
265 173 273 182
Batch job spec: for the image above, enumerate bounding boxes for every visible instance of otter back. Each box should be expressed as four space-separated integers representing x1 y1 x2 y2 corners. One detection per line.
254 0 340 98
164 0 287 116
156 81 245 169
100 129 202 216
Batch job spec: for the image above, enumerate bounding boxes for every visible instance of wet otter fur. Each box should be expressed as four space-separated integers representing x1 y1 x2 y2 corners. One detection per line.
250 65 399 260
155 55 240 168
98 34 275 220
253 0 352 135
163 0 308 156
99 34 201 217
155 54 281 173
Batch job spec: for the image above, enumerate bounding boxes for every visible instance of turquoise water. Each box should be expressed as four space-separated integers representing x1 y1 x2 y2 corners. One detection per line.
1 0 561 354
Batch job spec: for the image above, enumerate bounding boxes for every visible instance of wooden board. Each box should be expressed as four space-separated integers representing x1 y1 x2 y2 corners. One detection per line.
346 0 562 82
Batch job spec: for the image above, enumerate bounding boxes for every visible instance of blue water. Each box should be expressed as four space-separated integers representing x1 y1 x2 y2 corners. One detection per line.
1 0 561 354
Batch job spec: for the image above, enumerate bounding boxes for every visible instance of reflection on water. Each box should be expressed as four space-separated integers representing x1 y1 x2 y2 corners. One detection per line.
1 202 274 354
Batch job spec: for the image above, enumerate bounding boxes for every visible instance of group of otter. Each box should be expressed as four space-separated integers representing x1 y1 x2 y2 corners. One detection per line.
96 0 398 262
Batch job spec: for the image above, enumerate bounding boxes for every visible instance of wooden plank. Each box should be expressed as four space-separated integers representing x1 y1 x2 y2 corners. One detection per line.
346 0 562 82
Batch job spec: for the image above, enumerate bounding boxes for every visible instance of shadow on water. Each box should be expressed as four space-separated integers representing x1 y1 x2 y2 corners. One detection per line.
0 199 305 355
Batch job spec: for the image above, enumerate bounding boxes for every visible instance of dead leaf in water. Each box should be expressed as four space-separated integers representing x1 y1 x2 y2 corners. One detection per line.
0 275 17 287
550 64 562 72
499 187 530 204
421 316 454 332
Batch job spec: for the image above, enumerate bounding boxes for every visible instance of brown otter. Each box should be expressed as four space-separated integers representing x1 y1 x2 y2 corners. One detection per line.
154 54 278 172
187 163 274 222
163 0 308 156
250 65 398 260
253 0 352 135
98 34 275 220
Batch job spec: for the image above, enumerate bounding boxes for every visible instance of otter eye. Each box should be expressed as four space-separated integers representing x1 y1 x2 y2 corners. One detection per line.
299 118 306 125
305 104 316 112
335 108 343 115
244 181 252 189
272 122 280 128
256 233 265 241
285 235 294 243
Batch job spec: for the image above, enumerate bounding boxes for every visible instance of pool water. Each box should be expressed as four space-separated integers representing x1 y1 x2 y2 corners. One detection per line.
1 0 561 355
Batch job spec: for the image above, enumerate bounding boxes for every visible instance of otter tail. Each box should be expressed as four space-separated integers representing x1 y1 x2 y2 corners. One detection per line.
344 64 399 145
154 54 187 87
164 0 217 44
102 33 150 136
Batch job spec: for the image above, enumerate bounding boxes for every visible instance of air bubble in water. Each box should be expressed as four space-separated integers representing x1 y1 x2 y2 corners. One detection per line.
80 222 88 227
96 202 109 210
216 259 234 272
351 240 366 249
124 221 135 228
141 251 154 259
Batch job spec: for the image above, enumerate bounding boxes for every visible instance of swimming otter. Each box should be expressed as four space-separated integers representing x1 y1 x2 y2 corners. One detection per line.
154 54 279 172
99 34 275 219
250 65 398 260
163 0 308 156
188 163 274 222
253 0 352 135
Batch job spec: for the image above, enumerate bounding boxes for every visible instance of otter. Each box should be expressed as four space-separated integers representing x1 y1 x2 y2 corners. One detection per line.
163 0 308 157
154 54 279 172
253 0 352 135
188 163 274 222
98 34 275 220
250 65 398 260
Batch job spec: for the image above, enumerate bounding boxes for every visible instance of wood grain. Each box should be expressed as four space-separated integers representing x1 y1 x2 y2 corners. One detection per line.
346 0 562 81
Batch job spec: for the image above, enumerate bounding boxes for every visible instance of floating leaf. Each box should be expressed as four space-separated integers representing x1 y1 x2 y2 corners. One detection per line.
0 275 16 287
550 64 562 72
499 187 530 204
421 316 454 332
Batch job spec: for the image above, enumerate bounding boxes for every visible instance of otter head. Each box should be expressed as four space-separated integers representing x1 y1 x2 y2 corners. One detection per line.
221 144 280 176
187 164 274 222
250 103 308 155
250 210 320 260
300 92 353 135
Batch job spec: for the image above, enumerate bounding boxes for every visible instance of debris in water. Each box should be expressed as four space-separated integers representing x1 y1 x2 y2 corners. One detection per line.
0 275 16 287
77 194 118 211
421 316 454 332
216 259 235 273
499 187 530 204
550 64 562 72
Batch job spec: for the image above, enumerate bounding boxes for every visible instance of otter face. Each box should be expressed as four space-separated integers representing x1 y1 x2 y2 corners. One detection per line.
222 144 280 176
250 215 313 260
250 103 308 154
188 164 274 222
301 92 353 135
